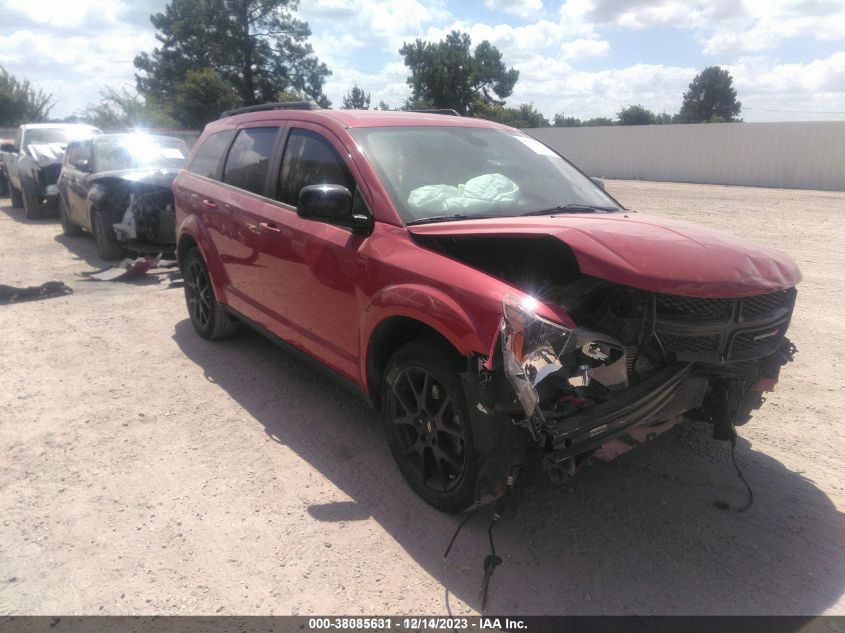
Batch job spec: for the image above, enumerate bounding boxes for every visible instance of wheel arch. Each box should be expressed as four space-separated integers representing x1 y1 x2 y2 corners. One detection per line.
361 285 490 408
176 216 230 304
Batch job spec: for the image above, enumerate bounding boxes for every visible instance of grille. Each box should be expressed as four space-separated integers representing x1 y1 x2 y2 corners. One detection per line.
655 294 732 321
39 164 62 186
741 290 792 320
730 327 784 353
658 333 721 354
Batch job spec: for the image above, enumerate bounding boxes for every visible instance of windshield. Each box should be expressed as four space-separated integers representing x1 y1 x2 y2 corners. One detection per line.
351 126 621 224
95 135 189 172
25 127 99 146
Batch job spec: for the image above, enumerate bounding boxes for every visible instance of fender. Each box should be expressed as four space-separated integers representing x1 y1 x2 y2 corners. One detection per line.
177 214 231 304
359 282 490 392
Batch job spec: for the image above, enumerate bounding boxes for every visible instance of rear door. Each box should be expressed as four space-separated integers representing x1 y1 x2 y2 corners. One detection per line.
256 124 371 379
214 124 282 312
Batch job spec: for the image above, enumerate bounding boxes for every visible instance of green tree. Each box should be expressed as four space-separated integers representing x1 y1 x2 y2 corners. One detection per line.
376 100 391 111
582 117 615 127
134 0 331 125
553 113 581 127
678 66 741 123
475 102 548 128
81 86 177 130
655 112 674 125
0 66 54 125
400 31 518 115
174 69 239 127
617 104 656 125
342 85 370 110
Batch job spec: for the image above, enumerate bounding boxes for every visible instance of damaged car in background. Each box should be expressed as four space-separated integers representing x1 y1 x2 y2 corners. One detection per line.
3 123 102 218
173 106 800 513
58 133 189 260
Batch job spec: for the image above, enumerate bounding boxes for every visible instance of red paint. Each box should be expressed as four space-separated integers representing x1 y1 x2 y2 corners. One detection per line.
174 109 801 399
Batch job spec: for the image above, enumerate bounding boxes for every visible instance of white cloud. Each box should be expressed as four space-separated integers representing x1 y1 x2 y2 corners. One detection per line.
703 1 845 54
559 37 609 60
484 0 544 19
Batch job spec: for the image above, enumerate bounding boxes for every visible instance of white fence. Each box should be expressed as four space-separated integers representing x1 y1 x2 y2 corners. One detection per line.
527 121 845 192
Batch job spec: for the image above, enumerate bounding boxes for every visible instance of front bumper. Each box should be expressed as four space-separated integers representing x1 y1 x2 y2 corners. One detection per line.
542 364 705 468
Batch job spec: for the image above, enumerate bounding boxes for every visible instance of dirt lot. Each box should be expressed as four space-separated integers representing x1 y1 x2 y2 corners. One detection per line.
0 180 843 616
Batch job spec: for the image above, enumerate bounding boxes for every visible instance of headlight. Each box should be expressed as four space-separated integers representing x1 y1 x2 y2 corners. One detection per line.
501 296 627 421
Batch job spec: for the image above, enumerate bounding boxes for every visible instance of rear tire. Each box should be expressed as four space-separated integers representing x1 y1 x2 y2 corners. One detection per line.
59 197 83 236
93 208 123 260
183 248 240 340
382 338 480 513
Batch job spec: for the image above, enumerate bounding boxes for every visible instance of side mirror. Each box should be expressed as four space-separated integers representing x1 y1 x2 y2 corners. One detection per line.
297 184 370 233
1 143 17 153
76 159 92 172
591 177 606 190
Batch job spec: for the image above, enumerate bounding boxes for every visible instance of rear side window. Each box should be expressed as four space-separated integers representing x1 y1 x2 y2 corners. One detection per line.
188 130 236 180
222 127 278 196
277 129 354 206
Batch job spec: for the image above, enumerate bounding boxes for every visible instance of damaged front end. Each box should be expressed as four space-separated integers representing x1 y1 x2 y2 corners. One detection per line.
91 172 178 253
498 286 797 483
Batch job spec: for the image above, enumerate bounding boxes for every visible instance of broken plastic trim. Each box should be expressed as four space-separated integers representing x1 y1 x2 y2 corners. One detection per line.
500 296 627 426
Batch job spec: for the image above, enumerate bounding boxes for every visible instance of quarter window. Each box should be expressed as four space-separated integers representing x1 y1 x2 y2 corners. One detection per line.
188 130 236 180
222 127 278 196
277 129 354 206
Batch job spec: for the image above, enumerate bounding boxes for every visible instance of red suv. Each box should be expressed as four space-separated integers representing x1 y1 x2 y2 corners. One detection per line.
173 103 800 513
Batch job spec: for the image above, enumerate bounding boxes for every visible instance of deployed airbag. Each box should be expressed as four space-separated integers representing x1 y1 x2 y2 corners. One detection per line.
407 174 519 214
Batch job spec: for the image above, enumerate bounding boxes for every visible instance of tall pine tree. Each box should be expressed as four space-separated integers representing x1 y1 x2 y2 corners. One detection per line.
134 0 331 126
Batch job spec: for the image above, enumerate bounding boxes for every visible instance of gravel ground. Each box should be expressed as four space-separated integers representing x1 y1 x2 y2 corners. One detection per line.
0 180 843 616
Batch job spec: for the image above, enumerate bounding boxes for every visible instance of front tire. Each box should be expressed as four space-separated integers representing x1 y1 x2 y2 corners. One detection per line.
182 248 240 340
92 208 123 260
382 338 480 513
21 180 42 219
8 177 23 208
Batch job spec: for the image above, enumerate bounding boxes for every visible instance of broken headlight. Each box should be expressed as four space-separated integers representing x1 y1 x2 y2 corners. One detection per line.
500 296 627 421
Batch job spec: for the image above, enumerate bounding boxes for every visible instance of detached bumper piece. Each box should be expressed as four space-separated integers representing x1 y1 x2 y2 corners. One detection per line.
542 363 707 479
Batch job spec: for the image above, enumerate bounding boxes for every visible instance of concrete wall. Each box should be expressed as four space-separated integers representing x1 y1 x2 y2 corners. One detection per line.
527 121 845 191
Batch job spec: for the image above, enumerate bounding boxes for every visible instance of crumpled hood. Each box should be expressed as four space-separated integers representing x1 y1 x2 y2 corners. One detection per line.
89 168 179 189
407 212 801 297
26 143 67 167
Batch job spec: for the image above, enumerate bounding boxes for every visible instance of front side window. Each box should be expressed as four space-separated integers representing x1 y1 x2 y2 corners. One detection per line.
351 126 622 224
222 127 278 196
277 129 354 207
188 130 236 180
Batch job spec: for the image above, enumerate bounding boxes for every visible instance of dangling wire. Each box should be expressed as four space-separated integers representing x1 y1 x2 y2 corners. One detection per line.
443 505 482 560
480 511 503 610
714 434 754 512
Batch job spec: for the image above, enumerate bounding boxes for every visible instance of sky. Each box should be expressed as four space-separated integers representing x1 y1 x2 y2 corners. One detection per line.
1 0 844 123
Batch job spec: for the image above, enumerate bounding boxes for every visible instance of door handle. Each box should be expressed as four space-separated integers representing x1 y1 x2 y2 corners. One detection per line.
201 199 217 209
259 222 282 234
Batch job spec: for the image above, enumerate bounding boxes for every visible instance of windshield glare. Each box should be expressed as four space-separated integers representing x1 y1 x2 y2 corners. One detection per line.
25 127 100 146
95 135 188 172
351 126 621 224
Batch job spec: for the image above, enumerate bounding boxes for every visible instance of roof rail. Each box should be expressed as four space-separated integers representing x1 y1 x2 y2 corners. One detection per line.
409 109 461 117
219 101 321 118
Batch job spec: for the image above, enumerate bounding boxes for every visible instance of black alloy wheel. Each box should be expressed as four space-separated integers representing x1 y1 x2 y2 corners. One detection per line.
383 339 478 513
183 248 239 340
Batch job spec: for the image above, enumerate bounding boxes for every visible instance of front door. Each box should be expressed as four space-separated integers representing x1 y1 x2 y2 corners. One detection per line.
257 125 370 380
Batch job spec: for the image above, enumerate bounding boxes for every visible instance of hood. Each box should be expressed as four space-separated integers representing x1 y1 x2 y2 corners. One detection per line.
89 168 179 189
26 143 66 167
407 212 801 297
